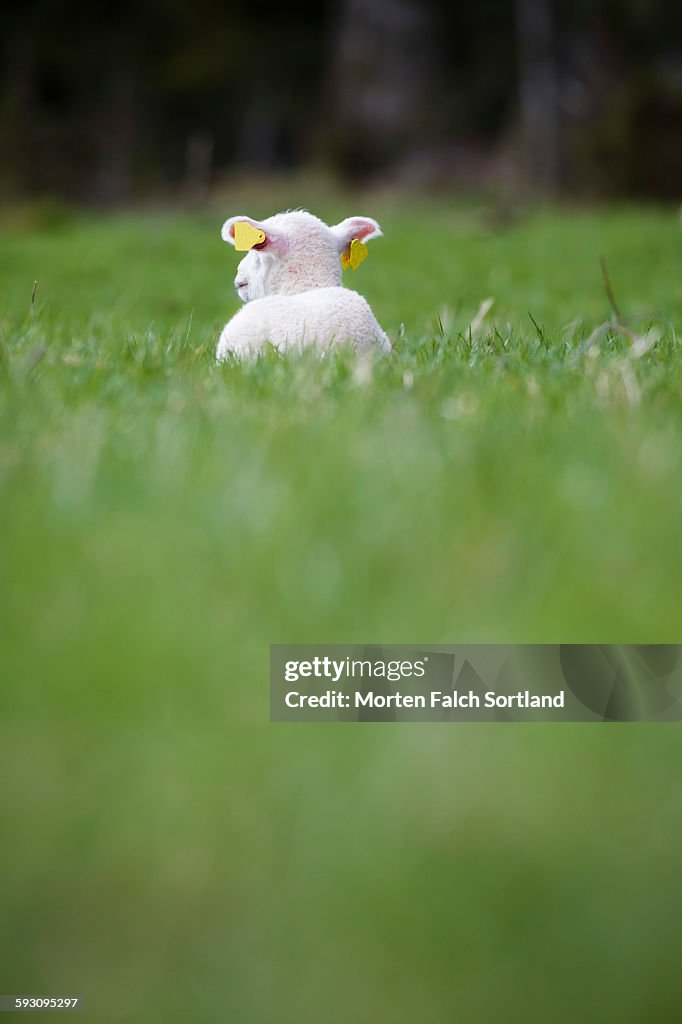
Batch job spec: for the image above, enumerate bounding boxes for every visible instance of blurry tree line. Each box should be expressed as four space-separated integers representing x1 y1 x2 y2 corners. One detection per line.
0 0 680 202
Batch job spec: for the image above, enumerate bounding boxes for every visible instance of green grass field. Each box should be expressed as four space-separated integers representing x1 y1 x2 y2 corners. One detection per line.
1 194 681 1022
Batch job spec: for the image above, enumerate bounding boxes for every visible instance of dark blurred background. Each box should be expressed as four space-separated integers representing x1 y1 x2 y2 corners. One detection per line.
0 0 680 204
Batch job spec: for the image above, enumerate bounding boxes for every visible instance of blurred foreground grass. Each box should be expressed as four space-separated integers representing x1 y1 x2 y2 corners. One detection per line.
1 195 681 1022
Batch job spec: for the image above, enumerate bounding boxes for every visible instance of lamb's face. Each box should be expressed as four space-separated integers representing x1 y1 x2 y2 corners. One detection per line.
234 250 271 302
221 210 383 302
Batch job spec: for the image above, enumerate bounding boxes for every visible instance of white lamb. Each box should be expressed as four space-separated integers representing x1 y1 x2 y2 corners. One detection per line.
216 210 391 360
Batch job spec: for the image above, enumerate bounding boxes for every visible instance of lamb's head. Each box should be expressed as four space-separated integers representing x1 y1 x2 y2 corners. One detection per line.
221 210 383 302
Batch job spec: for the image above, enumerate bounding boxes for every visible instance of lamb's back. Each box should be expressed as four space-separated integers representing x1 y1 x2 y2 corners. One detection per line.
217 287 390 358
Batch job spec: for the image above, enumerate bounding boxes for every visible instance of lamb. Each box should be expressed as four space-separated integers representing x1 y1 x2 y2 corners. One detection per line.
216 210 391 360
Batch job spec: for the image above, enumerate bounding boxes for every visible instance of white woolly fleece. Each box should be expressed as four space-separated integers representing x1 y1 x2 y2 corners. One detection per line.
217 209 390 359
217 287 391 359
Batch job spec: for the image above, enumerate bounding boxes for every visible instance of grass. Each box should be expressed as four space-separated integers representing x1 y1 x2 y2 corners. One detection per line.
1 194 681 1022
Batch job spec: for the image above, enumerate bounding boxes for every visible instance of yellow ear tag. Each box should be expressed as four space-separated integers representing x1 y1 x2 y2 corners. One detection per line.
341 237 368 271
234 221 266 251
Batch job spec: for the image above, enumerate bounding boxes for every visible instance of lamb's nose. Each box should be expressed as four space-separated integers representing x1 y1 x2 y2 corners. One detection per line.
235 279 247 290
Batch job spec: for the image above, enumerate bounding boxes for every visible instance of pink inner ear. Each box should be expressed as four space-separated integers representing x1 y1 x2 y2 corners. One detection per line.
353 220 377 242
222 215 267 246
336 217 381 247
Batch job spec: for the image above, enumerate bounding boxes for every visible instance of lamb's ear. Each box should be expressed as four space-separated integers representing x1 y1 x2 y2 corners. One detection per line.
330 216 383 250
221 215 287 254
